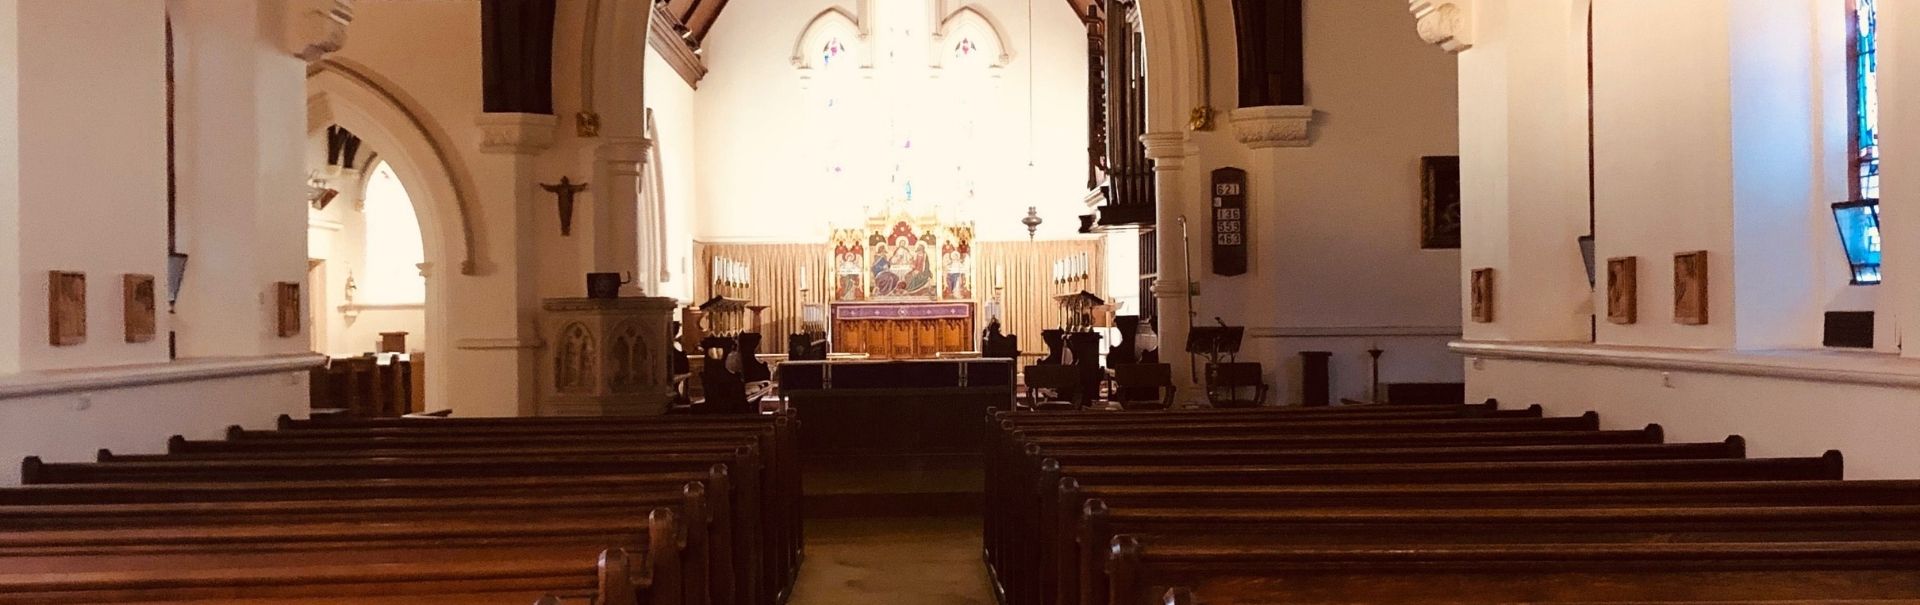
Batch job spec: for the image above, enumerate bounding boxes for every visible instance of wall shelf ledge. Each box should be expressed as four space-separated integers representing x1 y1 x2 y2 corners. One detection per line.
1453 340 1920 389
0 354 326 401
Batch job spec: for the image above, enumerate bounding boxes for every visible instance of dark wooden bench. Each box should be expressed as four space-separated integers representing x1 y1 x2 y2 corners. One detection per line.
998 449 1838 605
0 508 686 605
0 480 737 605
1122 539 1920 604
1075 503 1920 605
20 449 779 605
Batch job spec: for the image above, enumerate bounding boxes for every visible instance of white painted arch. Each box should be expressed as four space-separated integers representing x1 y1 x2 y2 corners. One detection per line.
306 58 472 411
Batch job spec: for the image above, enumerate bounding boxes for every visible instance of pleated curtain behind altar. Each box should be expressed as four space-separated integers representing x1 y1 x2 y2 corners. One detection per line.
695 239 1106 358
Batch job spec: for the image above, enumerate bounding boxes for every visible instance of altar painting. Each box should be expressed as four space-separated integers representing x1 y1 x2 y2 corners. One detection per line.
831 229 867 302
869 221 939 299
941 226 975 301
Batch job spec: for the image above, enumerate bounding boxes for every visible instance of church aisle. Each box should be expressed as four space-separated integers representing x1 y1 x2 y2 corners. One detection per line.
787 515 994 605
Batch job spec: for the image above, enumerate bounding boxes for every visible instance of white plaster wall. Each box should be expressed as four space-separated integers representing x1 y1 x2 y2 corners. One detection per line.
14 0 169 370
1590 0 1737 349
1468 359 1920 480
0 372 307 485
693 0 1090 243
1188 0 1463 401
1 2 314 484
0 0 21 374
648 51 700 303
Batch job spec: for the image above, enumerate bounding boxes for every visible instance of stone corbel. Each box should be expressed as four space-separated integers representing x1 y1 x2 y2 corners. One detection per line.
284 0 356 62
1139 131 1196 171
1229 105 1315 149
476 113 560 155
1409 0 1473 54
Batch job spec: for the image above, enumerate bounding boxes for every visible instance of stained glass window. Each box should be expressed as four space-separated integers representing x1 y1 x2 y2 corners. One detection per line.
954 38 978 59
822 38 846 68
1852 0 1880 200
1845 0 1882 284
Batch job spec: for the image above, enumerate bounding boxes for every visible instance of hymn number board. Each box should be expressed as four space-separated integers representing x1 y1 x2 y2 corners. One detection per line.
1211 167 1249 276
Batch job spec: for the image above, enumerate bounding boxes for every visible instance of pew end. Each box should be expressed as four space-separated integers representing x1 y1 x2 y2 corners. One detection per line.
1163 586 1195 605
19 456 43 484
1725 434 1747 457
166 434 188 453
1826 449 1847 479
1645 423 1665 443
276 414 294 430
226 424 246 440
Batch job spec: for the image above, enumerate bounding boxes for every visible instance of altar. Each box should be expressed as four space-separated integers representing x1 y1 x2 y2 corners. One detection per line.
821 206 981 359
830 301 974 359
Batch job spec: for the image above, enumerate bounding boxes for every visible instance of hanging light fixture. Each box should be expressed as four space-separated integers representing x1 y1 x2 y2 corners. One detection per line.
1019 0 1039 240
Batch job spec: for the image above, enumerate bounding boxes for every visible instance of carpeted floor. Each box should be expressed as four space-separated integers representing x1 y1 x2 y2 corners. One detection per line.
786 515 995 605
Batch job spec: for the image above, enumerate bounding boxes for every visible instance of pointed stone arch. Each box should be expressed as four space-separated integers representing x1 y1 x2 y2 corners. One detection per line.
931 4 1013 73
792 6 871 75
306 58 483 276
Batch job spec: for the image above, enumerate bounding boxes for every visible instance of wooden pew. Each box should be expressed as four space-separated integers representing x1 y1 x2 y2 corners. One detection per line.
1121 538 1920 604
1075 503 1920 605
998 447 1832 605
191 428 797 601
0 481 738 605
19 450 776 605
0 508 685 605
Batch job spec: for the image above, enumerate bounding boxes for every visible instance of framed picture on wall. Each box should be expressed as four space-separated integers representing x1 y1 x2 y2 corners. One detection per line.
1673 251 1709 325
49 271 86 346
124 274 157 343
1606 257 1637 325
276 282 302 338
1420 156 1462 249
1470 267 1494 323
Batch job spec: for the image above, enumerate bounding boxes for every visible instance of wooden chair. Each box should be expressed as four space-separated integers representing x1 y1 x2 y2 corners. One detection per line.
1204 362 1267 408
1106 364 1174 411
1023 365 1085 411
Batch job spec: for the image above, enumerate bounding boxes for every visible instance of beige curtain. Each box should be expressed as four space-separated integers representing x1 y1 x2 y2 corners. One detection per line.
696 239 1106 357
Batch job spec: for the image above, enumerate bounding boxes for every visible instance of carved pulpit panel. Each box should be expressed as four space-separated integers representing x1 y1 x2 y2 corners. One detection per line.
540 296 677 416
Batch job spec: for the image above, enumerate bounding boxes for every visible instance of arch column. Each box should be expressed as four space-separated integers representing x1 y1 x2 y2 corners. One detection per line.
1142 131 1198 399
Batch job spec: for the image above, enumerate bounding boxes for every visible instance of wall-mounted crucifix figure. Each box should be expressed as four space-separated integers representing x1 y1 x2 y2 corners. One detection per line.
541 177 588 236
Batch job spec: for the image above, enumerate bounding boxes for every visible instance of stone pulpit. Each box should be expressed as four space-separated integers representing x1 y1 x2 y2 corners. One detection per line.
539 296 679 416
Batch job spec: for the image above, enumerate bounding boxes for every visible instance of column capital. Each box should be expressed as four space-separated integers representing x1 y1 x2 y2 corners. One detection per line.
1139 132 1195 170
283 0 356 62
594 136 654 163
1409 0 1474 54
476 113 560 155
1230 105 1315 149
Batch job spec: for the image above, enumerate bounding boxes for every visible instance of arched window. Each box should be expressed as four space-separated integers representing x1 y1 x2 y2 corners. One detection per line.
360 161 427 304
1840 0 1882 284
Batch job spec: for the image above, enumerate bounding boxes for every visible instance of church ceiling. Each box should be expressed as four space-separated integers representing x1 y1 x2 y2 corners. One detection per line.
667 0 1099 46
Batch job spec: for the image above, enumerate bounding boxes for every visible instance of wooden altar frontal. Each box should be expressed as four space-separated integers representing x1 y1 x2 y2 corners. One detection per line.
830 301 973 359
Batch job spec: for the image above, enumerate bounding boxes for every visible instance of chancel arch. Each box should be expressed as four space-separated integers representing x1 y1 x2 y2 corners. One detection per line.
305 60 471 410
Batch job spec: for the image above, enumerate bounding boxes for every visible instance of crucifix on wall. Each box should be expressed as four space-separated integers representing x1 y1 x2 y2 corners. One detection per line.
541 177 588 236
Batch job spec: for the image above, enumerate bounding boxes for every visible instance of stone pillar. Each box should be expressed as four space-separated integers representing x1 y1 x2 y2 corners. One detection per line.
452 112 557 416
1880 0 1920 357
1141 131 1198 399
591 137 651 293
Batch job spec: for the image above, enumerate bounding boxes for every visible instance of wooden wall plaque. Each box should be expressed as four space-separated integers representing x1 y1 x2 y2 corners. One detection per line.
1673 251 1709 325
276 282 302 337
49 271 86 346
1210 167 1249 276
124 274 157 343
1469 267 1494 323
1605 257 1637 325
